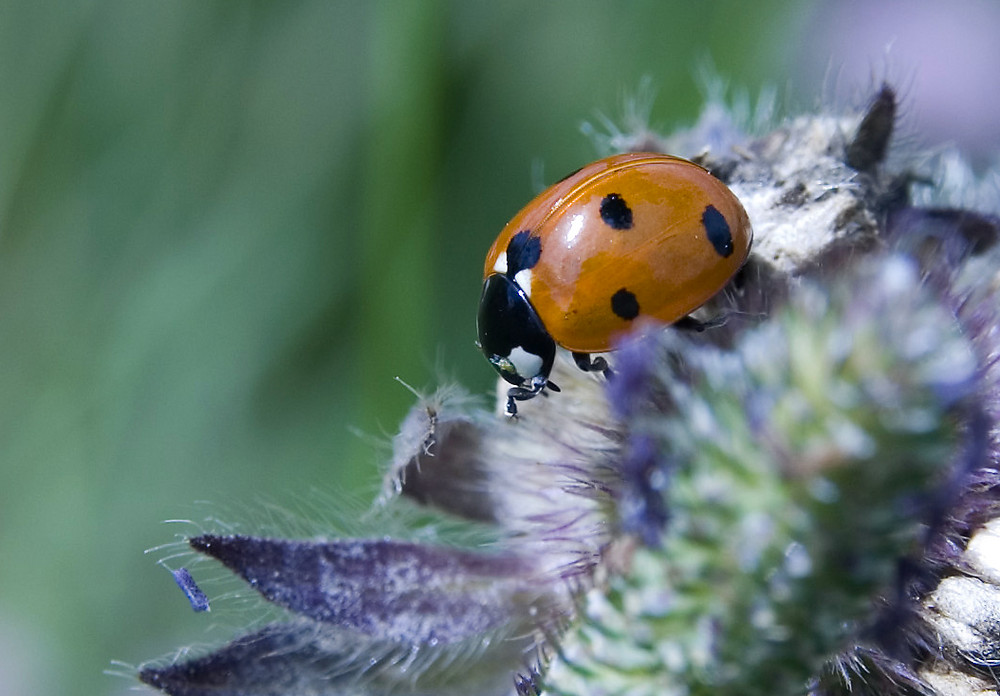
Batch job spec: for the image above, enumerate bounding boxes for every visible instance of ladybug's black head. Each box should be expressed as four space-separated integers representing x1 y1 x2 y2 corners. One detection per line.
477 272 556 392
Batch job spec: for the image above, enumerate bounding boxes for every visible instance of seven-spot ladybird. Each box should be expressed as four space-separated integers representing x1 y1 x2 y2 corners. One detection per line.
477 152 752 416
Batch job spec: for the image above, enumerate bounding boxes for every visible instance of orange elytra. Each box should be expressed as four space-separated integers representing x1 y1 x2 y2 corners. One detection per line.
477 152 752 415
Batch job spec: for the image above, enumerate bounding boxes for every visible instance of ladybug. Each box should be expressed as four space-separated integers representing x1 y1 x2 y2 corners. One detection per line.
477 152 752 416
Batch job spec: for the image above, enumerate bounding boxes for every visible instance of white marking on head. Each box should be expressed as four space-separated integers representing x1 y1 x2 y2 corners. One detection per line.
508 346 543 379
493 252 508 274
514 268 532 297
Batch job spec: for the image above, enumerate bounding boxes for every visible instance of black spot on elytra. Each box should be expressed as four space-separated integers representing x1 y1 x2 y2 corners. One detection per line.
506 230 541 275
600 193 633 230
611 288 640 320
702 205 733 257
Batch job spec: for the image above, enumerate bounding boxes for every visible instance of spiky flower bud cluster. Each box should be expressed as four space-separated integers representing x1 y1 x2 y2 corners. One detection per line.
138 84 1000 696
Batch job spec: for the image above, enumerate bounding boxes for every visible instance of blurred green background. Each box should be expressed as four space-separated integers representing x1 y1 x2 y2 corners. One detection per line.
0 2 810 694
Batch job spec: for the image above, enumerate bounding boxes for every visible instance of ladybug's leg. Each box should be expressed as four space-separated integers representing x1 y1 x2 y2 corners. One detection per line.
674 315 727 332
504 375 553 417
572 352 613 379
503 391 521 417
